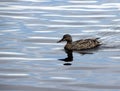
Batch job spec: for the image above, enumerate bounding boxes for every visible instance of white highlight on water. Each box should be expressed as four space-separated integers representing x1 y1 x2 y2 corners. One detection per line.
51 77 75 80
0 73 29 76
28 36 59 40
0 52 24 55
69 1 97 3
0 57 56 61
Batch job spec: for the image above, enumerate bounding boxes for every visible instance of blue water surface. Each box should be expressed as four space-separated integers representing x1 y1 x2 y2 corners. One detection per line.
0 0 120 91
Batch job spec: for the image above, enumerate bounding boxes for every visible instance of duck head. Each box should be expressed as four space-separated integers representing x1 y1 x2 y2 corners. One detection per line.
57 34 72 43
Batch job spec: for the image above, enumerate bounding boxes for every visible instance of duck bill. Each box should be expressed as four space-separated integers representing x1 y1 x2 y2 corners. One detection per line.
57 38 64 43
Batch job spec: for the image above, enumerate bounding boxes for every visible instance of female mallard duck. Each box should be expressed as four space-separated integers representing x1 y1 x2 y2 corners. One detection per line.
57 34 101 50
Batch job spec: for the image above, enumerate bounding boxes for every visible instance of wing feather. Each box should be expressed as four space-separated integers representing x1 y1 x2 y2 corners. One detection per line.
72 39 99 50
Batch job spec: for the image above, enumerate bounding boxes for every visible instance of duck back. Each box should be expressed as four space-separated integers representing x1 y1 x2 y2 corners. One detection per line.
71 39 100 50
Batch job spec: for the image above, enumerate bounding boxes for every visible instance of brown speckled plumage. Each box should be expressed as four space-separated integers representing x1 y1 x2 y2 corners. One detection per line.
57 34 101 50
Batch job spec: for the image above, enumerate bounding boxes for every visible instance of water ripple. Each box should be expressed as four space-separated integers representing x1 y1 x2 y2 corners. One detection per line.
20 0 50 2
0 73 29 76
67 83 120 89
0 52 24 55
110 56 120 60
69 0 98 4
43 14 116 18
0 57 56 61
51 77 75 80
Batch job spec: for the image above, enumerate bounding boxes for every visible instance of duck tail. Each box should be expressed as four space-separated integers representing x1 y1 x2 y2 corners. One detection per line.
95 38 100 40
95 38 103 45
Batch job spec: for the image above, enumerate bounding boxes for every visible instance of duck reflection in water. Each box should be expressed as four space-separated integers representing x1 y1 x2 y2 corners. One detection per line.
59 48 98 65
57 34 101 65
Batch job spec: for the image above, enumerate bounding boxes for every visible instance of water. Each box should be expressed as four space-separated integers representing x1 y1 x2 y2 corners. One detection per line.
0 0 120 91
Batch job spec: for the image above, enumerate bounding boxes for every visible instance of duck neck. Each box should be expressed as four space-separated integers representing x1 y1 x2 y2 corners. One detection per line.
67 39 72 44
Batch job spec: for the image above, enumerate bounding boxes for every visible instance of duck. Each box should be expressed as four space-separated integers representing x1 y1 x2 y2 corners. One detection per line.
57 34 101 50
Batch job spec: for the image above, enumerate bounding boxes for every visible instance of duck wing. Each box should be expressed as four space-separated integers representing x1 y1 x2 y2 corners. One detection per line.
72 39 100 50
